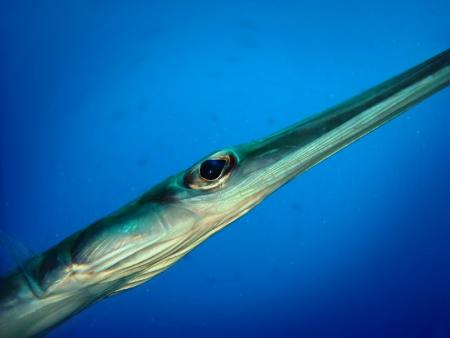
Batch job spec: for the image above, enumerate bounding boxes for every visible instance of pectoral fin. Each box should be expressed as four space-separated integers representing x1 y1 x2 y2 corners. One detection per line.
0 228 45 298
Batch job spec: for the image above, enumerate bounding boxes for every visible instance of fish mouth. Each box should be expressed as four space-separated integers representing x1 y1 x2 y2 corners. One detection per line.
232 49 450 202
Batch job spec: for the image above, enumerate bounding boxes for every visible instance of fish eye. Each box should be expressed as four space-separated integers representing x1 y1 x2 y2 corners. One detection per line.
199 159 227 181
184 152 237 190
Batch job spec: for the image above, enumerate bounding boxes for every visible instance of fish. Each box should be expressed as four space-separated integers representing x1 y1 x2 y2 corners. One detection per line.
1 49 449 337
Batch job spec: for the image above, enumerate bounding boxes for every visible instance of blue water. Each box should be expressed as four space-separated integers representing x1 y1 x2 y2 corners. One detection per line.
1 1 450 337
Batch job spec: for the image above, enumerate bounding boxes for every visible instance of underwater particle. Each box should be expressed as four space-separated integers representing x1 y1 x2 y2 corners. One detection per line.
290 227 301 240
205 275 217 286
209 112 219 123
137 100 149 112
291 202 302 212
235 37 258 49
140 26 166 41
111 110 127 120
207 71 223 80
137 158 149 166
155 140 166 149
225 55 240 64
269 263 281 275
232 270 242 281
130 53 149 67
334 53 344 65
234 19 261 31
266 116 277 125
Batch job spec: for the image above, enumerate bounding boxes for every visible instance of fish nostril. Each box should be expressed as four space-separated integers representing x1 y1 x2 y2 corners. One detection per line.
199 159 227 180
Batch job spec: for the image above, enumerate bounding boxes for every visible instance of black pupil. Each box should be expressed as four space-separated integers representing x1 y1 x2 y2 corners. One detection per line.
199 159 227 181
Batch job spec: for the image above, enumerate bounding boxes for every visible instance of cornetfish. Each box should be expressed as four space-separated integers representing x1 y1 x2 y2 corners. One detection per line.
1 49 449 337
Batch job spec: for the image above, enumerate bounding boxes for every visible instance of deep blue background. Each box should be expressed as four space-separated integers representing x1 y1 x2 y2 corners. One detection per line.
1 1 450 337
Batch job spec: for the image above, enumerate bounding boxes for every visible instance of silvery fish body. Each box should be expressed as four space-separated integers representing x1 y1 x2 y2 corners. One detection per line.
1 49 449 338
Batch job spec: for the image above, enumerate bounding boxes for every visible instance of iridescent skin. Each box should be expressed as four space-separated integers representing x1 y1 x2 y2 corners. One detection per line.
1 49 449 337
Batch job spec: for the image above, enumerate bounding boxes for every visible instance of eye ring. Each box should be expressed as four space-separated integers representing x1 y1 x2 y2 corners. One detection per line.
184 152 237 190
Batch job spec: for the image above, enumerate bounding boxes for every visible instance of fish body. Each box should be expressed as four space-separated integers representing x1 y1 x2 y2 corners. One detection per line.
1 49 449 337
